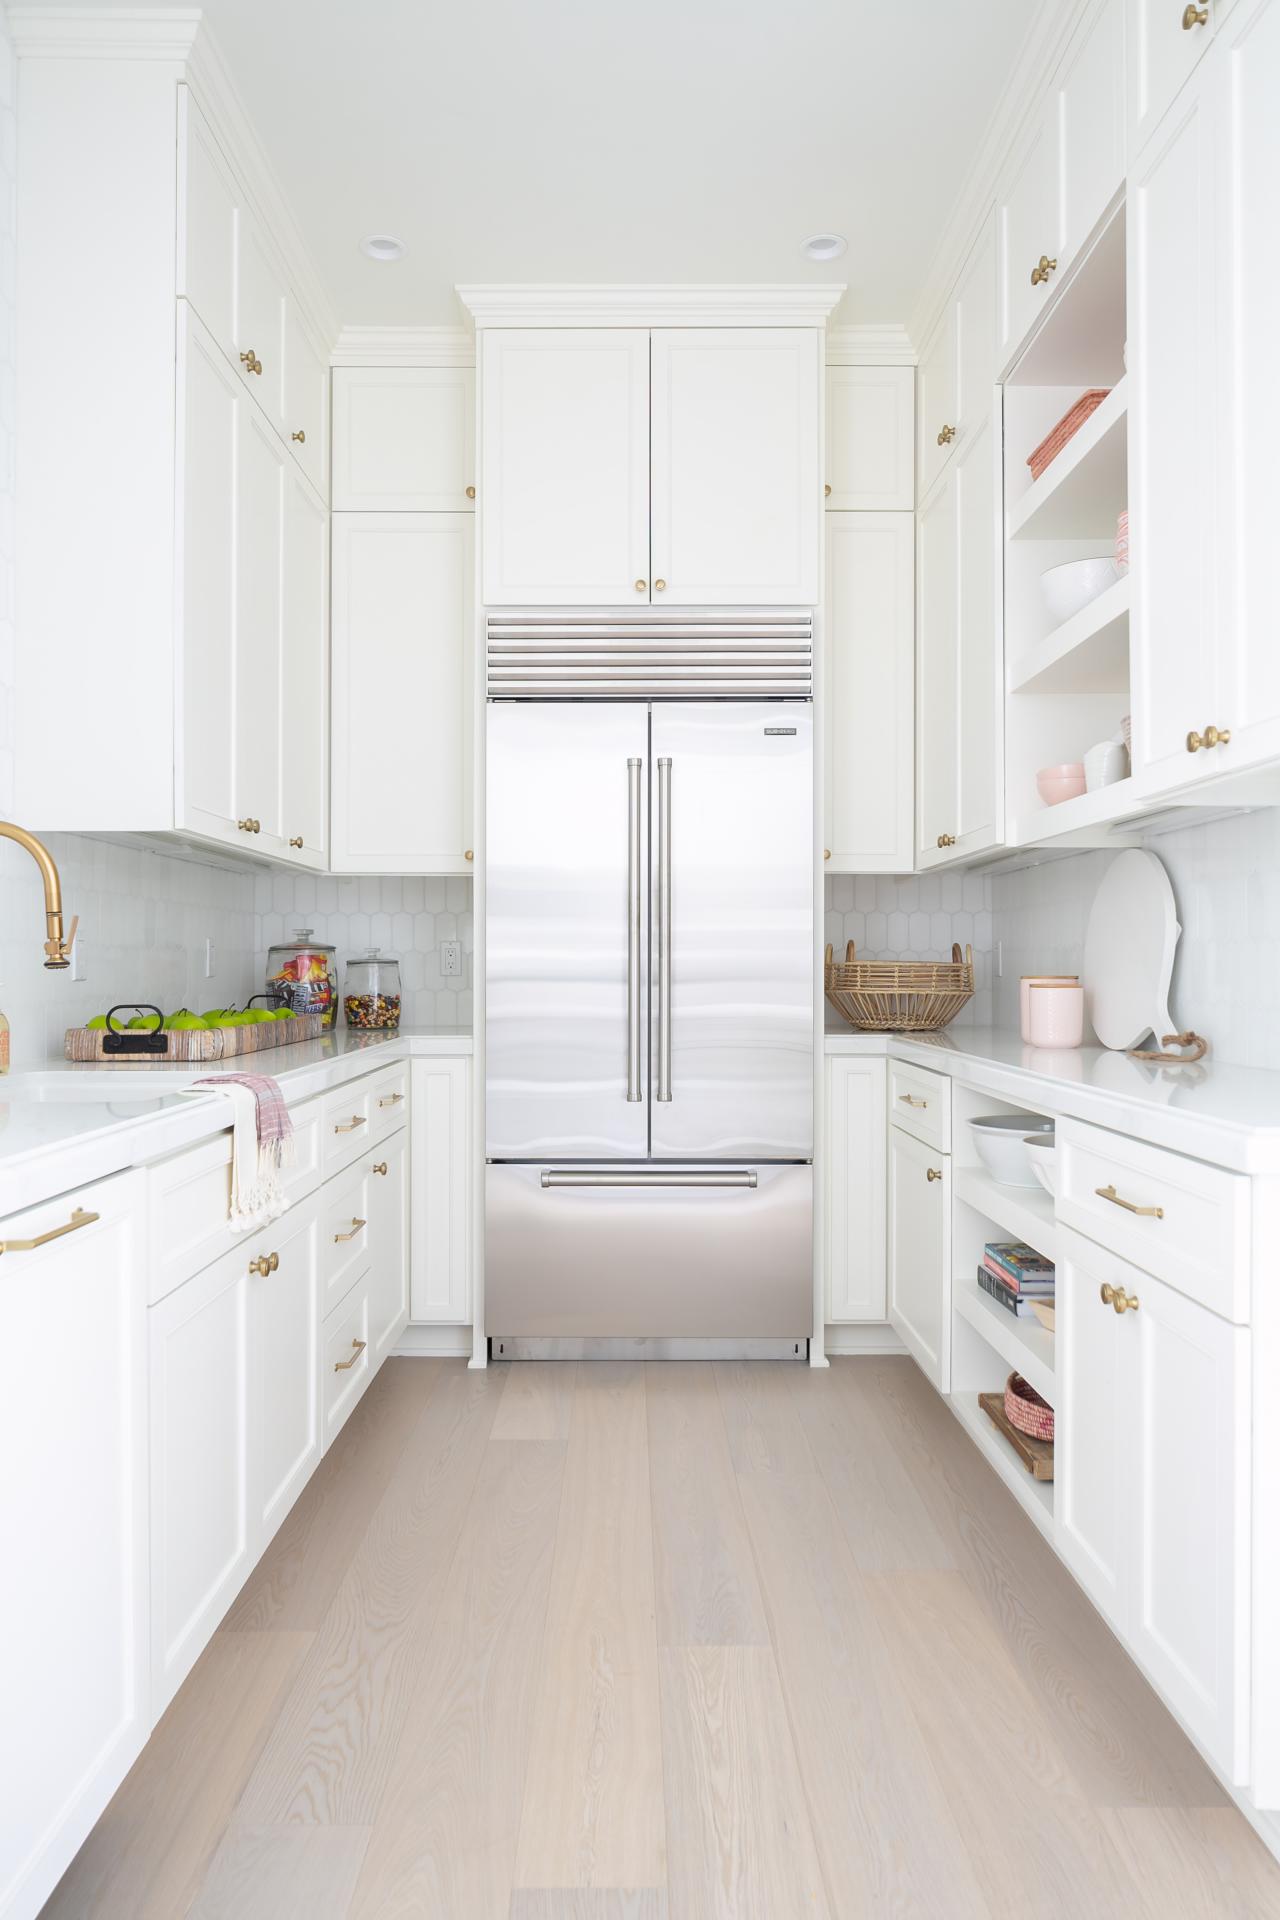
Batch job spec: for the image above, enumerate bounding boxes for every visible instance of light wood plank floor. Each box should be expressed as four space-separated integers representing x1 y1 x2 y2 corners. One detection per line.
41 1357 1280 1919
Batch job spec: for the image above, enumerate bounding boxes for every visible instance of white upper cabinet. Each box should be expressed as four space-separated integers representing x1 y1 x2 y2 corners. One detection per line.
235 404 288 856
916 463 959 862
917 305 958 500
1129 0 1221 153
333 367 476 511
177 89 237 353
998 113 1063 364
235 208 289 433
919 214 995 499
331 512 474 873
284 303 329 499
825 512 914 872
1059 0 1126 259
280 468 329 866
481 328 650 604
824 364 914 511
651 327 820 604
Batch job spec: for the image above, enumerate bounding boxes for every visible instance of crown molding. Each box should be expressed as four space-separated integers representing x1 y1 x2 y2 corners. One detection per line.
907 0 1091 352
8 5 201 58
457 284 847 329
825 323 916 366
330 325 475 367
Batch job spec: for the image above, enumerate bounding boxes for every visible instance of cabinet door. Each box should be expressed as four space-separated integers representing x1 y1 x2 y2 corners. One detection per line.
917 305 957 500
1130 0 1220 154
333 366 475 511
150 1237 252 1715
825 364 914 510
825 512 914 871
481 329 649 604
954 412 1002 855
177 305 240 848
410 1057 471 1323
1056 1231 1130 1619
954 215 998 441
250 1203 322 1552
235 207 288 433
284 304 330 500
825 1059 887 1322
177 88 237 355
651 327 820 604
915 469 958 863
236 403 288 853
1059 0 1126 262
888 1127 950 1390
998 112 1062 364
280 467 329 866
368 1128 410 1363
1 1174 147 1920
1130 68 1220 786
331 513 474 873
1131 1268 1250 1781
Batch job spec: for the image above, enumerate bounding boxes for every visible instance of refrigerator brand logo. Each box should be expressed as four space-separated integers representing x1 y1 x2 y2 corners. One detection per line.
764 727 797 736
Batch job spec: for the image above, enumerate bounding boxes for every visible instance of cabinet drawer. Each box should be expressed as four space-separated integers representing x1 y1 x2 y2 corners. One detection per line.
1057 1119 1249 1321
888 1061 951 1151
322 1082 376 1172
367 1063 409 1141
323 1274 372 1448
321 1161 371 1314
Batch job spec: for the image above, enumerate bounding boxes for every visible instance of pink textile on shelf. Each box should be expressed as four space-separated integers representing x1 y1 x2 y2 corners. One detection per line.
185 1072 295 1229
194 1072 293 1151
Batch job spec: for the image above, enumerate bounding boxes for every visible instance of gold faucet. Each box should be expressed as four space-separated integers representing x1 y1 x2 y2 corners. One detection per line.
0 823 77 968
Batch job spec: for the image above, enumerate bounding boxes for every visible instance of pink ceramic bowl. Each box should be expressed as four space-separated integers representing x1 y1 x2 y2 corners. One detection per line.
1036 762 1086 806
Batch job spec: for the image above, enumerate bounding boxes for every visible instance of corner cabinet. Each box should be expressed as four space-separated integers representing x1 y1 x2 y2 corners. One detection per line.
480 326 820 606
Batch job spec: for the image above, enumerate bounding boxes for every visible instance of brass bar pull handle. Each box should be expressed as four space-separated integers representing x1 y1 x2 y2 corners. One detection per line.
926 1167 943 1182
334 1116 367 1133
1096 1183 1164 1219
1100 1282 1141 1315
334 1338 367 1372
0 1206 99 1254
334 1218 367 1243
899 1093 927 1107
249 1251 280 1277
377 1092 404 1108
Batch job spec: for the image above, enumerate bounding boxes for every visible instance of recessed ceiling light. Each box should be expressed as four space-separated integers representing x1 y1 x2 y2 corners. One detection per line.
802 233 847 262
360 234 406 262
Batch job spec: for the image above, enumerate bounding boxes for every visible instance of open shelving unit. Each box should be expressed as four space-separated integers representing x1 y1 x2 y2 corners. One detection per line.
1007 573 1130 697
1008 379 1129 542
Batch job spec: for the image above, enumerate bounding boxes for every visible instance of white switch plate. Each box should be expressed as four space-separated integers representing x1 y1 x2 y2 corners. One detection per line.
204 937 216 979
71 930 86 982
441 940 461 977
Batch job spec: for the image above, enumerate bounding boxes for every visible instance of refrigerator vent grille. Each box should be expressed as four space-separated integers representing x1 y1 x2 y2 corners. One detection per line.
486 610 814 698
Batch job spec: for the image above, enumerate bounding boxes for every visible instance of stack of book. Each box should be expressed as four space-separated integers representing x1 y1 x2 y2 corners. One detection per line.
977 1241 1055 1320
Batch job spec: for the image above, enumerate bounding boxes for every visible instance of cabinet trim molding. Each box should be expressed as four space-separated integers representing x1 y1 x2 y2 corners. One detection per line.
826 322 917 365
331 325 475 367
457 283 846 328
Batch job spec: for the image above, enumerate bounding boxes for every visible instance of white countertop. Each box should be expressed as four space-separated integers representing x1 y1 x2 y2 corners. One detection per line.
0 1026 472 1217
825 1021 1280 1173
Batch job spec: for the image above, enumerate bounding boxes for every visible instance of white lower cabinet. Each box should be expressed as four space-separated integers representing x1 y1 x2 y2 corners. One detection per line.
369 1127 411 1363
1057 1225 1251 1781
411 1057 472 1322
825 1058 887 1321
1 1173 149 1920
888 1123 951 1390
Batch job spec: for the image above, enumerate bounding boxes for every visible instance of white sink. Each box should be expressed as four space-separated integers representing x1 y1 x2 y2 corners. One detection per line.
3 1070 208 1104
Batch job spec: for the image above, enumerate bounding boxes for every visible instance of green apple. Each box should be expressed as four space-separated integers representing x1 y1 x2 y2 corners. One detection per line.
200 1008 232 1025
244 1008 275 1025
165 1009 206 1032
127 1011 163 1033
85 1013 110 1031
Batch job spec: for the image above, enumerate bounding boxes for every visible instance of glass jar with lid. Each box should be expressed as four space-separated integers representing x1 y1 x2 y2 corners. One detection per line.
265 927 338 1029
344 950 402 1032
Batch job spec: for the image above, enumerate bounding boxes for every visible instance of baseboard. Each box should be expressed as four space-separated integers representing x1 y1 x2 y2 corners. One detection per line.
824 1321 908 1356
392 1323 473 1358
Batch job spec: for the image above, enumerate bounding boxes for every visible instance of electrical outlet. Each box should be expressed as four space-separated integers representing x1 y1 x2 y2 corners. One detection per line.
71 930 87 982
204 937 217 979
441 940 461 978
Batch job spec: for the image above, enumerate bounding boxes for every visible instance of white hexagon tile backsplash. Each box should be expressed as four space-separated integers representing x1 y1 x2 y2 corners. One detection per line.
824 871 995 1028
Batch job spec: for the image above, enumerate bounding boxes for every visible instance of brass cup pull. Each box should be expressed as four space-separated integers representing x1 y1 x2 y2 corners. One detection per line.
634 579 647 593
1030 255 1058 286
289 836 304 849
334 1218 367 1243
937 425 956 446
334 1115 367 1134
899 1093 927 1107
334 1337 367 1373
372 1161 388 1176
291 429 306 443
465 484 476 499
378 1092 404 1108
1182 3 1209 25
1100 1281 1140 1315
0 1206 99 1255
1096 1183 1164 1219
249 1251 280 1277
239 349 263 374
937 833 956 848
926 1167 943 1183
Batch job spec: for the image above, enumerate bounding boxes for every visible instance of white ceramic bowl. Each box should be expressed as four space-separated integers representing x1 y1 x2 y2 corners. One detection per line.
970 1113 1055 1188
1024 1135 1057 1197
1040 556 1122 626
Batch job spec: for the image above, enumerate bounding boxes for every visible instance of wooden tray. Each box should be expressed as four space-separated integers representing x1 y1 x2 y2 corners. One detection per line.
64 1012 325 1066
979 1391 1055 1481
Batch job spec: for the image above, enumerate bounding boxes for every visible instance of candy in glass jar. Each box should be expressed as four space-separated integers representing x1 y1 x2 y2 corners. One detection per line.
344 950 402 1032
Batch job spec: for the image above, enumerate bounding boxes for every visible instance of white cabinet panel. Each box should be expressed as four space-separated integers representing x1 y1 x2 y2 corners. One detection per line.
235 403 288 854
481 328 649 605
284 304 330 500
369 1127 410 1364
333 366 475 511
915 463 959 861
825 1058 887 1322
954 413 1001 852
331 512 474 874
280 467 329 866
1130 0 1220 153
235 207 288 434
917 305 957 501
410 1057 471 1323
998 113 1063 364
1 1174 148 1920
250 1204 322 1550
651 327 820 604
825 364 914 510
888 1124 950 1390
177 89 237 355
1057 1235 1129 1618
1059 0 1126 260
824 512 914 871
954 214 998 448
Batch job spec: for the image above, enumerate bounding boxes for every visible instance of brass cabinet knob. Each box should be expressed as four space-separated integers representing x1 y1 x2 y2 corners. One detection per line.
1030 255 1058 286
937 833 957 848
291 429 306 443
372 1161 388 1176
1186 729 1204 753
289 836 304 849
239 349 262 374
249 1251 279 1277
926 1167 943 1183
1100 1281 1140 1315
654 579 667 592
823 849 831 861
1187 725 1232 753
937 424 956 446
634 579 647 593
464 848 474 862
1182 3 1209 25
824 483 832 497
237 817 261 834
465 485 476 499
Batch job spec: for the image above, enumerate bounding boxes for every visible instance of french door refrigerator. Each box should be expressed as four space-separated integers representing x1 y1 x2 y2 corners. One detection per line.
486 683 814 1344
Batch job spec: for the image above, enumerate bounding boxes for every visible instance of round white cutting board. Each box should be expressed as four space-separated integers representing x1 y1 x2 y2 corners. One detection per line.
1082 849 1180 1051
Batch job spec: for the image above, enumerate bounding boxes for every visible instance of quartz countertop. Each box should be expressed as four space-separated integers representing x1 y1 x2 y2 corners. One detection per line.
0 1026 472 1217
824 1021 1280 1173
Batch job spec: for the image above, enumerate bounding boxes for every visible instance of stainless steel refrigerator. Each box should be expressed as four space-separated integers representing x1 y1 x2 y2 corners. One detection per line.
485 612 814 1345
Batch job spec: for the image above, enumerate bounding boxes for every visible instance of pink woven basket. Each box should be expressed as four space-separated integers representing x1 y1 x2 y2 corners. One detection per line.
1004 1371 1055 1443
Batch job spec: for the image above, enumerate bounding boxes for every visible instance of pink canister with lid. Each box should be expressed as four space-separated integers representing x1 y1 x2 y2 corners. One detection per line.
1019 975 1079 1043
1027 982 1084 1049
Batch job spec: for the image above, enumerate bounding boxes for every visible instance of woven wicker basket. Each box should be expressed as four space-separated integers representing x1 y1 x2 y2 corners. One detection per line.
1004 1371 1055 1443
824 940 974 1033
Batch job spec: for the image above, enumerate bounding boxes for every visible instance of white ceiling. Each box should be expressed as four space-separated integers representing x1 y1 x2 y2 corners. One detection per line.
35 0 1040 332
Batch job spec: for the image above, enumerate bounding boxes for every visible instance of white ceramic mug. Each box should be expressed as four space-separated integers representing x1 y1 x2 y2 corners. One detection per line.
1027 982 1084 1049
1019 975 1079 1043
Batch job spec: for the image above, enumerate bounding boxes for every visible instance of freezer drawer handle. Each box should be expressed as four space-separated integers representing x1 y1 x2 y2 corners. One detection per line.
627 756 643 1103
540 1170 757 1190
657 755 673 1103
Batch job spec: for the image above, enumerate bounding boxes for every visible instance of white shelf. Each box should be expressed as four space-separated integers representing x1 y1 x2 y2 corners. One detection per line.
1008 574 1130 697
953 1164 1058 1263
950 1391 1054 1536
1007 775 1146 849
1009 377 1129 542
954 1273 1055 1403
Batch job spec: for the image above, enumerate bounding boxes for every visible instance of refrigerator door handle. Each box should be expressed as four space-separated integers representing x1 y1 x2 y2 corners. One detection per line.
540 1169 758 1190
627 756 643 1102
657 754 673 1102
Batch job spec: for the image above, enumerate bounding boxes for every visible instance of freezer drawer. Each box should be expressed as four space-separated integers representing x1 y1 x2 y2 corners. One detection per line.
485 1161 813 1339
